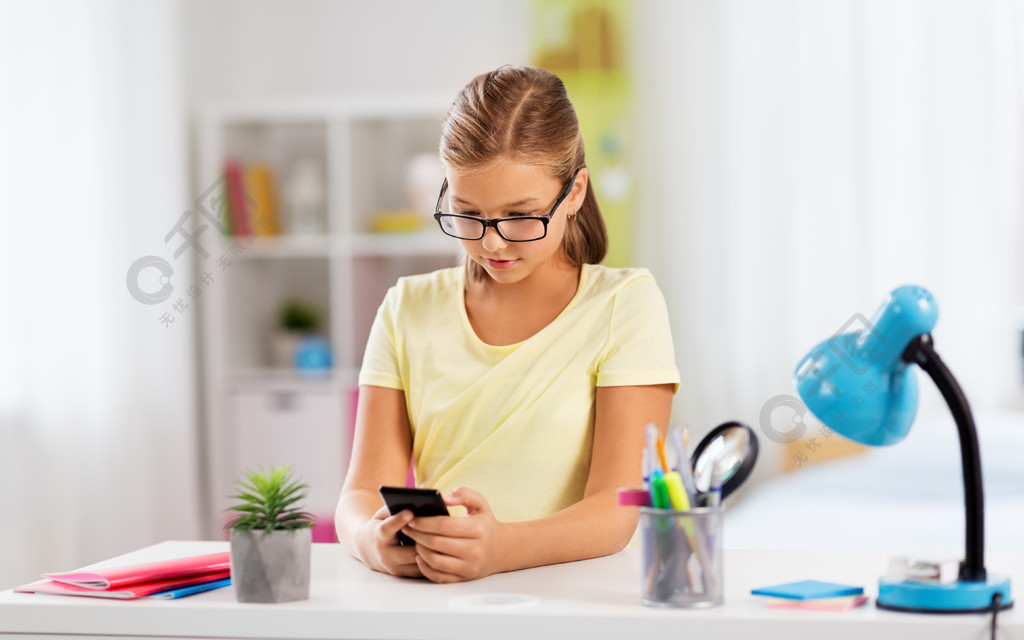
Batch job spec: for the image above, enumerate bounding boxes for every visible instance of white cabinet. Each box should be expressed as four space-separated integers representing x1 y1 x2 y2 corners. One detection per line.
229 386 344 536
193 97 460 539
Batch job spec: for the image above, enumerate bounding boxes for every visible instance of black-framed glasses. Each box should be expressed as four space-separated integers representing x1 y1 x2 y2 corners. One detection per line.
433 168 580 242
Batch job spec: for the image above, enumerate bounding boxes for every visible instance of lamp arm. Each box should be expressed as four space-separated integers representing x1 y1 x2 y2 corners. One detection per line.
902 334 986 582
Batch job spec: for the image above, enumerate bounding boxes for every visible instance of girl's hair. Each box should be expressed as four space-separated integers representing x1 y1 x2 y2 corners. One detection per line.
440 65 608 280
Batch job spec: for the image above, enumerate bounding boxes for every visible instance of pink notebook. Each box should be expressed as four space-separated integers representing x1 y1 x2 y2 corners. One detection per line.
16 571 231 600
41 551 231 590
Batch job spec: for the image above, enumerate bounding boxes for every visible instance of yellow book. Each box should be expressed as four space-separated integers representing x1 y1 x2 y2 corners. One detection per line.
244 163 280 236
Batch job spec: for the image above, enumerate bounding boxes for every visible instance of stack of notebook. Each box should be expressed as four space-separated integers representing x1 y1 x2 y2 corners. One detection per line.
14 552 231 600
751 579 868 611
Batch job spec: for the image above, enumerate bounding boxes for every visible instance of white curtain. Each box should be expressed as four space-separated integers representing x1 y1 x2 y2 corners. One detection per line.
633 0 1023 475
0 0 200 589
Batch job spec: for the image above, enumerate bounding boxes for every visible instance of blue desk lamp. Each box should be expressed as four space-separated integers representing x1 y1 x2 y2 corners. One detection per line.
794 285 1012 613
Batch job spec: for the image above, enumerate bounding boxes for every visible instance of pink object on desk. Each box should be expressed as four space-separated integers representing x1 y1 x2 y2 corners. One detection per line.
42 552 231 590
617 488 651 507
16 571 231 600
765 595 870 611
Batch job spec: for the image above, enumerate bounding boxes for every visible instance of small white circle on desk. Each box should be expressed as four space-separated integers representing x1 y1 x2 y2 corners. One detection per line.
448 593 540 610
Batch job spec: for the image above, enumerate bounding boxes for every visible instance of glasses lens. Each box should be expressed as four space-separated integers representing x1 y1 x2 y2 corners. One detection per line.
440 215 484 239
437 214 547 241
496 218 546 241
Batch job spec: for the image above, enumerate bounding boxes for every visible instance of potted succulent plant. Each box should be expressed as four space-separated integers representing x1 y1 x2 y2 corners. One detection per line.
225 465 315 603
271 299 320 368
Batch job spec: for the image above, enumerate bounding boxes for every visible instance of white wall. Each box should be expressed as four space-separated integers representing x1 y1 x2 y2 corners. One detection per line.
182 0 530 108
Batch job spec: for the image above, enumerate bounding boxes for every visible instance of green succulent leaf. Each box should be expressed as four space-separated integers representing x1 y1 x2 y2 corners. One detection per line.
230 491 263 503
224 464 314 531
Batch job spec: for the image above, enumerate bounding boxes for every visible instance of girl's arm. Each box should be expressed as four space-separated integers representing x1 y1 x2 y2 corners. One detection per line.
335 385 422 577
405 383 674 582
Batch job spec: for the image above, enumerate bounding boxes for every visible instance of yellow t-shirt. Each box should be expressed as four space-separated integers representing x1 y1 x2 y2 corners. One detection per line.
358 263 680 522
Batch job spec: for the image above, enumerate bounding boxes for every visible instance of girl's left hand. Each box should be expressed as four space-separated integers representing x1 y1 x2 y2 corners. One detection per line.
401 486 511 583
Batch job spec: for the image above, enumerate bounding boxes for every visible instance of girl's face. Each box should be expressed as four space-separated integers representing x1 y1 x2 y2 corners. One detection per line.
444 160 587 286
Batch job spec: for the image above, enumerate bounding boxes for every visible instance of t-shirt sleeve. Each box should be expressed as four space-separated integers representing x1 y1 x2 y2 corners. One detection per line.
357 285 404 390
596 273 681 392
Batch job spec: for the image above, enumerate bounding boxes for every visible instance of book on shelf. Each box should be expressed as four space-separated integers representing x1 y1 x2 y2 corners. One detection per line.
222 160 281 238
244 162 281 236
13 551 232 600
224 160 251 237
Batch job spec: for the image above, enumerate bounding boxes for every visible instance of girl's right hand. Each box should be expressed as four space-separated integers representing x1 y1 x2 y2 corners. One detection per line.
356 506 423 578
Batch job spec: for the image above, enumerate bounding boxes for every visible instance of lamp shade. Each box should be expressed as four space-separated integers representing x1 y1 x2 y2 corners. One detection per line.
794 286 939 446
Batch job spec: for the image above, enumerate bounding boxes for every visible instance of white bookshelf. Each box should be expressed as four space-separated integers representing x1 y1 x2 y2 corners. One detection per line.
192 96 460 539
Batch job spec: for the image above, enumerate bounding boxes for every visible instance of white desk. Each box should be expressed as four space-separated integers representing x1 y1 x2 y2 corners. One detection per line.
0 541 1019 640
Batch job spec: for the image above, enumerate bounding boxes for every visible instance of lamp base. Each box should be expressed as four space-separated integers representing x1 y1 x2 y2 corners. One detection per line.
877 575 1013 613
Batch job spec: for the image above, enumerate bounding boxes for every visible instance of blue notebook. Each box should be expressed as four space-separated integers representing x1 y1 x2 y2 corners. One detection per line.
751 580 863 600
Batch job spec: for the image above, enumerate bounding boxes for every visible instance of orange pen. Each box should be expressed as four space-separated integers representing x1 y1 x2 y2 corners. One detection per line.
656 436 669 474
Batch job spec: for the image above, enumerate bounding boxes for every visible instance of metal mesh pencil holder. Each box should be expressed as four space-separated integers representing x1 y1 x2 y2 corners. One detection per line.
638 506 724 608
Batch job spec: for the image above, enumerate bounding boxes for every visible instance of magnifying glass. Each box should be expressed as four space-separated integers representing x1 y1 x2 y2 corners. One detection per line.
690 421 759 501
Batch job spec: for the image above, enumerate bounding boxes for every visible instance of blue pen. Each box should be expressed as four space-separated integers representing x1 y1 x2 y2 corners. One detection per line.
706 460 723 508
149 577 231 599
706 482 722 508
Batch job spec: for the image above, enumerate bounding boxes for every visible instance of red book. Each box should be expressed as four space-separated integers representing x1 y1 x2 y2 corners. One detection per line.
224 160 251 237
15 571 231 600
41 551 231 590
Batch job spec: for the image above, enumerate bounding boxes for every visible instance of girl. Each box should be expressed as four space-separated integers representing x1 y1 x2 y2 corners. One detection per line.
335 65 679 583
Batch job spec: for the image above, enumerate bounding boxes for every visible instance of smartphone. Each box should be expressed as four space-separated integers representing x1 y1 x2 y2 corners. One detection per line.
378 486 449 546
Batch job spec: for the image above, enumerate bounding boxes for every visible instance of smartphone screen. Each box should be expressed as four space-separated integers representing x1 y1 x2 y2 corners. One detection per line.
378 486 449 546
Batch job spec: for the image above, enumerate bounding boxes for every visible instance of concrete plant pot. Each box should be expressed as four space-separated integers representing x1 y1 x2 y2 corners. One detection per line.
230 528 311 603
